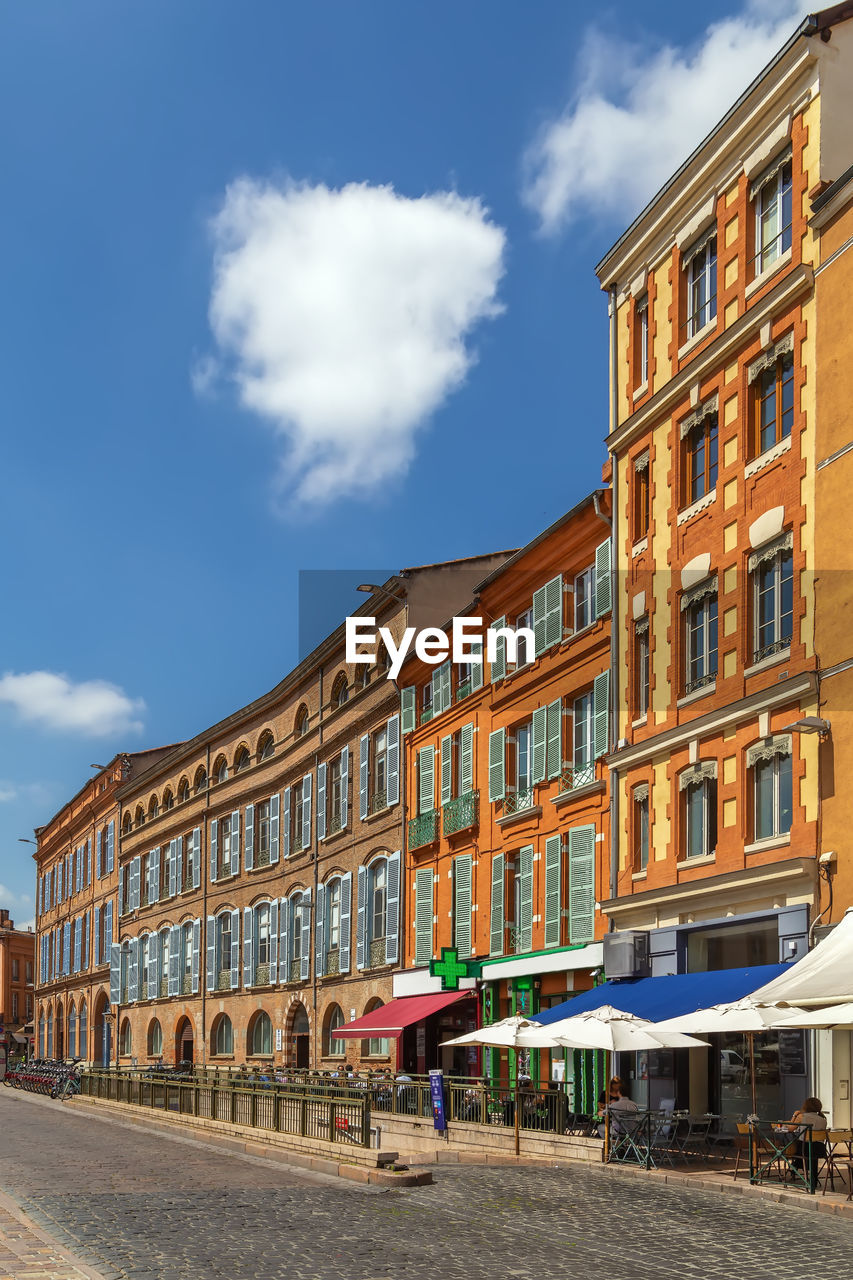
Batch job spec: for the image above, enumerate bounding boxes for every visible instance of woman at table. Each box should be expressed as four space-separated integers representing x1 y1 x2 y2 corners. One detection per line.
596 1076 638 1137
787 1097 828 1192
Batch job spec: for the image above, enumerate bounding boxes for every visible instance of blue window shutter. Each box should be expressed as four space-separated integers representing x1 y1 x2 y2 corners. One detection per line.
593 670 610 760
129 938 139 1003
386 716 400 806
192 828 201 889
278 897 289 979
74 918 82 973
519 845 534 952
269 794 280 863
206 915 216 992
96 829 102 879
87 839 92 886
149 931 159 993
546 698 563 780
282 788 291 858
302 776 312 851
118 865 124 915
532 706 547 785
594 538 612 617
109 944 121 1006
414 868 433 966
339 872 352 972
385 850 401 965
151 847 161 903
269 899 279 983
544 835 562 949
440 735 453 807
300 889 311 981
359 734 369 820
488 729 506 802
460 723 474 794
132 856 141 910
317 764 327 841
210 819 218 881
489 854 505 956
106 820 115 873
239 907 250 987
168 925 180 996
454 854 472 959
191 919 201 994
245 804 255 869
340 746 349 828
568 825 596 944
231 811 240 874
94 906 101 967
170 839 179 897
356 866 367 970
401 686 416 735
105 899 113 952
314 883 326 976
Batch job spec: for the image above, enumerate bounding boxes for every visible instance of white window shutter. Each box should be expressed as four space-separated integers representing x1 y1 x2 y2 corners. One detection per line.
96 829 102 879
546 699 562 780
460 723 474 794
242 907 253 986
169 925 180 996
206 915 216 992
340 746 349 827
129 938 139 1003
192 828 201 889
385 850 401 965
568 825 596 943
519 845 534 952
594 538 612 618
278 897 290 979
386 717 400 807
302 775 312 851
339 872 352 973
94 906 101 967
149 930 158 993
300 889 311 982
106 820 115 873
282 788 291 858
169 839 178 897
109 944 121 1006
270 794 280 864
401 686 416 735
269 899 279 983
359 734 369 820
314 883 326 976
439 662 452 713
231 907 242 989
230 811 240 875
414 868 433 965
593 670 610 760
544 835 562 949
245 804 255 870
418 746 435 815
470 641 484 690
317 764 327 841
454 854 472 959
488 729 506 802
210 819 218 882
356 866 367 970
489 854 505 956
440 735 453 807
191 919 201 994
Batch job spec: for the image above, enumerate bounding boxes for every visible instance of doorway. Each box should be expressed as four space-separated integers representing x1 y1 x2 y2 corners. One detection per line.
176 1016 194 1065
291 1004 309 1068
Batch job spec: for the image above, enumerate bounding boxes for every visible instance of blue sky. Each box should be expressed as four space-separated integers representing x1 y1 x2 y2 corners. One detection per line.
0 1 805 923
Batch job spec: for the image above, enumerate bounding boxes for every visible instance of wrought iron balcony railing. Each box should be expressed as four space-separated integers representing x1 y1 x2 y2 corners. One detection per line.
370 790 387 815
370 938 387 969
181 974 193 995
503 787 535 816
420 708 434 725
253 963 270 986
324 949 340 977
443 790 479 837
684 669 716 696
216 970 231 992
753 636 791 665
159 978 169 997
559 763 596 793
327 812 344 836
289 959 302 984
255 847 271 869
408 809 439 850
456 678 472 702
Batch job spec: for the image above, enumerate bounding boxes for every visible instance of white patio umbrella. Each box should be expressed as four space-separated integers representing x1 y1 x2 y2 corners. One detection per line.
772 1003 853 1029
653 996 807 1118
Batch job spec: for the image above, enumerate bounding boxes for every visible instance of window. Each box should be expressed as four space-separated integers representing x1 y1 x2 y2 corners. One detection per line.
258 731 275 761
685 233 717 338
26 960 33 984
754 156 792 275
634 787 649 871
327 757 343 834
178 778 190 804
120 943 130 1003
148 1018 163 1057
11 957 19 982
685 414 718 503
332 673 349 708
255 903 271 968
634 619 649 718
148 795 159 820
574 566 594 631
573 692 594 786
373 728 387 807
752 541 793 663
324 1004 346 1057
139 934 150 997
194 767 207 794
234 746 250 773
181 922 193 983
214 757 228 784
456 660 473 699
633 457 650 541
123 812 132 835
513 721 533 809
213 1014 233 1056
684 588 718 694
78 999 86 1057
753 747 793 841
249 1010 272 1056
215 913 232 989
327 880 341 953
135 805 145 829
255 799 272 864
421 682 433 721
158 928 170 995
291 896 305 967
635 293 649 386
355 663 370 690
295 705 309 737
12 992 19 1022
753 350 794 457
293 785 305 847
163 788 174 811
683 770 717 859
370 861 387 946
362 999 391 1057
120 1018 132 1056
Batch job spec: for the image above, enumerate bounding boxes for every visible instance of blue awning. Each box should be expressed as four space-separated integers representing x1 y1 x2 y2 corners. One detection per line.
536 964 789 1026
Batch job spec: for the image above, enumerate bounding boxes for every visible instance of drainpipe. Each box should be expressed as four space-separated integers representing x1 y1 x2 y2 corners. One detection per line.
200 741 211 1067
607 283 620 911
312 662 324 1070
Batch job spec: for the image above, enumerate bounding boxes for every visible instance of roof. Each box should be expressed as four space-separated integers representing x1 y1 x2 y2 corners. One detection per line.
473 489 610 596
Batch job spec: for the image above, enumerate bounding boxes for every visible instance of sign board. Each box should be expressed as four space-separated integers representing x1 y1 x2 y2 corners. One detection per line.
778 1029 806 1076
275 1028 283 1052
429 1068 447 1131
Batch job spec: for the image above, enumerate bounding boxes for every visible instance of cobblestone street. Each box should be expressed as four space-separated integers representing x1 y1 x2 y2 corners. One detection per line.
3 1090 853 1280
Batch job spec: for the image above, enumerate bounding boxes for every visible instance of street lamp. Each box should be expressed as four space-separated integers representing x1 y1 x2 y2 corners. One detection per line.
17 838 37 845
356 583 406 604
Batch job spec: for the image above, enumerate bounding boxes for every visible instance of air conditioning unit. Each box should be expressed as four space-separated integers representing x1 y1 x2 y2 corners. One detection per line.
603 930 650 980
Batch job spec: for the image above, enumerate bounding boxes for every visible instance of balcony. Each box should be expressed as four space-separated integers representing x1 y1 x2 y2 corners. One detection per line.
370 938 387 968
324 949 340 977
256 847 271 869
253 963 270 986
503 787 535 816
559 764 595 793
753 636 791 665
289 960 301 984
420 708 434 725
182 974 193 995
407 809 439 850
456 678 472 702
216 970 231 992
684 670 716 697
159 978 168 997
183 874 194 892
369 791 387 816
443 790 479 837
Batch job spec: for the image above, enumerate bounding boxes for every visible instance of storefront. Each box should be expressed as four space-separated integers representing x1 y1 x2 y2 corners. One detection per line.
333 987 478 1072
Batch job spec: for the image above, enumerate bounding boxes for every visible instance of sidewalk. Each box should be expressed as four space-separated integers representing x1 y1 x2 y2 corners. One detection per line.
0 1192 109 1280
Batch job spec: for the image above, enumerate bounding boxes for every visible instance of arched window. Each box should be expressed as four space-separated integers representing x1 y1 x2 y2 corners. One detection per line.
47 1008 54 1058
234 745 251 773
213 756 228 784
135 805 145 829
68 1002 77 1058
212 1013 233 1056
361 999 391 1058
38 1011 45 1059
258 731 275 761
163 788 174 811
148 1018 163 1057
295 705 309 738
355 664 370 690
148 795 159 820
79 999 87 1059
331 673 349 708
287 892 307 982
367 858 388 961
119 1018 132 1057
248 1010 272 1057
215 913 233 990
178 777 190 804
180 921 194 988
122 812 132 835
253 902 271 984
323 1003 347 1057
194 766 207 795
322 878 342 976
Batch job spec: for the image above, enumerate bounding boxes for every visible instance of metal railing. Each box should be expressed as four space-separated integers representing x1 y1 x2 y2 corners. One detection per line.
753 636 791 665
256 847 271 868
407 809 438 849
559 764 595 793
369 938 386 969
369 791 387 816
443 790 479 837
503 787 535 816
684 669 716 696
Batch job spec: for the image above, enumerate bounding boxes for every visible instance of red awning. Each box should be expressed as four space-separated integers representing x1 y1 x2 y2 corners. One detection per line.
332 991 472 1039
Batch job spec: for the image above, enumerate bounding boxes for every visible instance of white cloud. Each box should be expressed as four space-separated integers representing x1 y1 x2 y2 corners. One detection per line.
202 179 506 506
523 1 805 234
0 883 34 933
0 671 145 737
0 784 16 803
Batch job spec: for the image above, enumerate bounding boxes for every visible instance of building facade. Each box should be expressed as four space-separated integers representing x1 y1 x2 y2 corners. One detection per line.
0 910 35 1066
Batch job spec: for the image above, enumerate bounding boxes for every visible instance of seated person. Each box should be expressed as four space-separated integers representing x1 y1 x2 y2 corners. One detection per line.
597 1076 638 1138
785 1096 828 1192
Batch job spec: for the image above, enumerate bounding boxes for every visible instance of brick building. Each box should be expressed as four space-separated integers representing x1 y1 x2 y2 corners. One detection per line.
0 910 35 1066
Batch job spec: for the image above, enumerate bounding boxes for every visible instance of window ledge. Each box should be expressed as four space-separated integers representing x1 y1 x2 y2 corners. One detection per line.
677 682 717 708
745 247 792 300
631 871 647 882
744 647 791 678
633 381 649 402
677 488 717 526
500 660 535 686
320 824 349 844
363 806 393 824
745 435 792 479
631 537 648 558
677 853 716 869
631 715 648 729
678 318 717 362
496 805 543 828
552 781 606 808
744 833 791 855
212 872 238 885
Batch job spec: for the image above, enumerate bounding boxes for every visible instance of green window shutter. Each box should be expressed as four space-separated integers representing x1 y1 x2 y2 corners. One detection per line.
430 666 442 713
440 735 453 807
533 575 563 656
439 662 452 712
532 585 548 657
418 746 435 815
470 641 483 690
460 723 474 794
415 868 434 965
531 706 547 785
593 670 610 760
595 539 612 618
489 854 505 956
401 686 416 735
544 835 562 948
490 616 506 681
568 825 596 944
518 845 534 953
488 728 505 802
546 698 562 780
454 854 472 959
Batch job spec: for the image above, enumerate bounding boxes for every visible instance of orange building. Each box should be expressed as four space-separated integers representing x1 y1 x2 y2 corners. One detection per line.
0 910 35 1067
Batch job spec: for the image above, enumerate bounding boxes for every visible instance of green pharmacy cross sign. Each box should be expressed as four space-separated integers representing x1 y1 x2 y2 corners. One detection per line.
430 947 482 991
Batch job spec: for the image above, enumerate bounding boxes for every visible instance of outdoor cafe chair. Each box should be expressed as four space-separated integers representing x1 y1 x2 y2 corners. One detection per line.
732 1123 750 1180
820 1129 853 1195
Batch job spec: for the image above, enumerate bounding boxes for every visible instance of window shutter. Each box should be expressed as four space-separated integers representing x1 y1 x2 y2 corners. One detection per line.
74 917 82 973
146 850 155 904
488 729 506 802
593 670 610 760
356 866 367 970
489 854 505 956
302 775 312 851
359 734 369 820
109 944 121 1006
96 829 102 879
132 856 141 910
460 722 474 794
169 925 180 996
230 811 240 874
169 839 178 897
278 897 290 980
282 788 291 858
191 919 201 994
385 850 401 965
532 585 548 656
241 907 252 987
245 803 255 869
210 820 218 881
317 764 327 841
454 854 472 959
532 706 547 785
151 847 161 903
149 931 158 993
595 538 612 617
430 665 442 714
440 735 453 807
87 838 92 886
129 938 139 1003
544 835 562 949
105 899 113 952
339 872 352 972
300 890 311 981
546 699 562 780
269 899 279 983
414 867 434 966
315 883 326 976
519 846 534 952
106 820 115 873
418 745 435 815
439 661 452 713
269 794 280 864
386 716 400 807
490 617 506 681
206 915 216 992
94 906 101 967
192 828 201 889
470 641 483 691
401 686 416 734
340 745 350 826
178 836 186 892
568 825 596 944
117 866 124 915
